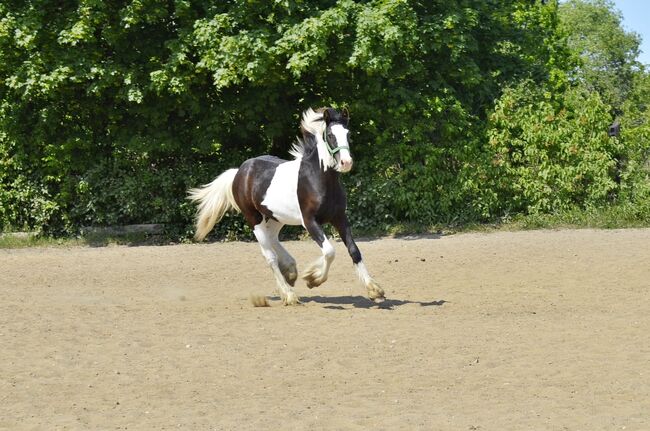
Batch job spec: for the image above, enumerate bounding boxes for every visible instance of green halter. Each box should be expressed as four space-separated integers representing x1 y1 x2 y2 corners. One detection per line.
323 128 350 156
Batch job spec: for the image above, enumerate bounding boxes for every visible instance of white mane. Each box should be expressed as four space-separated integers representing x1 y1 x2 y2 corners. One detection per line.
288 108 335 170
288 139 306 160
301 107 325 136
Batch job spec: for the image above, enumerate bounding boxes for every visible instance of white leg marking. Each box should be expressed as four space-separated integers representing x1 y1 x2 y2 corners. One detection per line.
302 236 335 288
355 260 385 301
265 220 297 286
254 223 300 305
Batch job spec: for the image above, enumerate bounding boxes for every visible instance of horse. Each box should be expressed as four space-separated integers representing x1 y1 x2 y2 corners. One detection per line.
188 107 385 305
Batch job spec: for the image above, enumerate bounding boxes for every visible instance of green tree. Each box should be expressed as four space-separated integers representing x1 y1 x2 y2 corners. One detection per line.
0 0 593 235
559 0 642 113
617 68 650 210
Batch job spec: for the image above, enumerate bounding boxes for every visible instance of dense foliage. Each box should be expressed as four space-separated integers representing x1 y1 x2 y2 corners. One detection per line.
0 0 648 237
559 0 642 114
486 82 619 214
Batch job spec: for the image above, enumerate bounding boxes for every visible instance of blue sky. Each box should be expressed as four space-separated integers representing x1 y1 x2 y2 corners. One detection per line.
612 0 650 65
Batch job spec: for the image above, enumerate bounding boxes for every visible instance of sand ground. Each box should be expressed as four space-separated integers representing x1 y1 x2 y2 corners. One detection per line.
1 229 649 430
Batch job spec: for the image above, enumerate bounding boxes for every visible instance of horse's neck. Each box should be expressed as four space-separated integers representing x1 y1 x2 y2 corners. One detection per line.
302 143 340 191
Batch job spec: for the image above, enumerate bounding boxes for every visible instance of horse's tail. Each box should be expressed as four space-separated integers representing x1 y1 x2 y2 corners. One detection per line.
187 168 240 241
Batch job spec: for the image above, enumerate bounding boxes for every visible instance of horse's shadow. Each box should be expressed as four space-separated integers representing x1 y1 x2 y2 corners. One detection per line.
298 295 447 310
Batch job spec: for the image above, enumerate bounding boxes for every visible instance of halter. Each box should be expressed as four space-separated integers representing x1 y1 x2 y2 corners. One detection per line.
323 128 350 156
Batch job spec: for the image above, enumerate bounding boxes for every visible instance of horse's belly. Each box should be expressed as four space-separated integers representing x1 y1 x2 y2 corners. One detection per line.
260 160 303 226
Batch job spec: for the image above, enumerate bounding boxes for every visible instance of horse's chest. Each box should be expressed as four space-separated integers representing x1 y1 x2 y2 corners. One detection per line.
260 160 303 226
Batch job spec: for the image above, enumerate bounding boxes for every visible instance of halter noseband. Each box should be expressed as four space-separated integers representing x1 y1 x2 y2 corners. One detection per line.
323 128 350 156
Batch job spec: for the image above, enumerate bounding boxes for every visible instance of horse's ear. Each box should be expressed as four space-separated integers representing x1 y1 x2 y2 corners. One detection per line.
322 108 331 124
342 107 349 119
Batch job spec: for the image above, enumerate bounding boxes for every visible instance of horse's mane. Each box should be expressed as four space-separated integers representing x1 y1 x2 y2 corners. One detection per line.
289 108 325 160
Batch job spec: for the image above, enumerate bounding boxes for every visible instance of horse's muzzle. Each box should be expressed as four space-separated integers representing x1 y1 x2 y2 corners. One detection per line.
339 158 353 173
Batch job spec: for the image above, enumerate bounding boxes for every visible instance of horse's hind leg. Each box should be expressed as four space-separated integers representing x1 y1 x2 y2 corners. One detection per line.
266 220 298 286
253 221 300 305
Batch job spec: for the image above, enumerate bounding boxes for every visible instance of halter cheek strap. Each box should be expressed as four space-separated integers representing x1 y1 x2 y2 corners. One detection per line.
323 129 350 156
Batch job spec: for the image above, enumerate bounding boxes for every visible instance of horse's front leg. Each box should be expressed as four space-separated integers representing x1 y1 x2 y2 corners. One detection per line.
301 218 335 288
332 214 385 302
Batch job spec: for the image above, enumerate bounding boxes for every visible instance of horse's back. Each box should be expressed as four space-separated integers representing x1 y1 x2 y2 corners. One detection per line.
246 154 288 166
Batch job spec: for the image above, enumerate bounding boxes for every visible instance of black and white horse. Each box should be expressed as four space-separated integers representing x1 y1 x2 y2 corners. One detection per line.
188 107 384 305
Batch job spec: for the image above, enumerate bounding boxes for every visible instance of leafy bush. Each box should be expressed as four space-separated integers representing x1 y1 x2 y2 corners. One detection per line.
616 71 650 216
0 132 59 233
485 81 619 214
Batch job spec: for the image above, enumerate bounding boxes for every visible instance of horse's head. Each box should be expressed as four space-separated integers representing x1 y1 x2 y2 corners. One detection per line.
322 108 353 173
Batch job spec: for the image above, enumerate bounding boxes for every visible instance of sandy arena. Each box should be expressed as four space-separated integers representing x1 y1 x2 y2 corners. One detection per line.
1 229 649 430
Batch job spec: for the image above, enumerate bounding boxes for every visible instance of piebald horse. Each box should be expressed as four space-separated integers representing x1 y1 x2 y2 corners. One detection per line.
188 107 384 305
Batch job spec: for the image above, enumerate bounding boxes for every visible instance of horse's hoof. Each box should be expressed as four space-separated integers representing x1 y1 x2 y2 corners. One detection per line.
367 281 385 302
283 292 301 306
305 278 322 289
302 268 326 289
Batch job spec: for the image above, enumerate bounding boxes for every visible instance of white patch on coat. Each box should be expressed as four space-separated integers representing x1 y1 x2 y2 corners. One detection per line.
260 160 304 226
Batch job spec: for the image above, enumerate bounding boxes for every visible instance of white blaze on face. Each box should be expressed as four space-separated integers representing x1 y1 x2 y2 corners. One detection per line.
330 124 353 172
